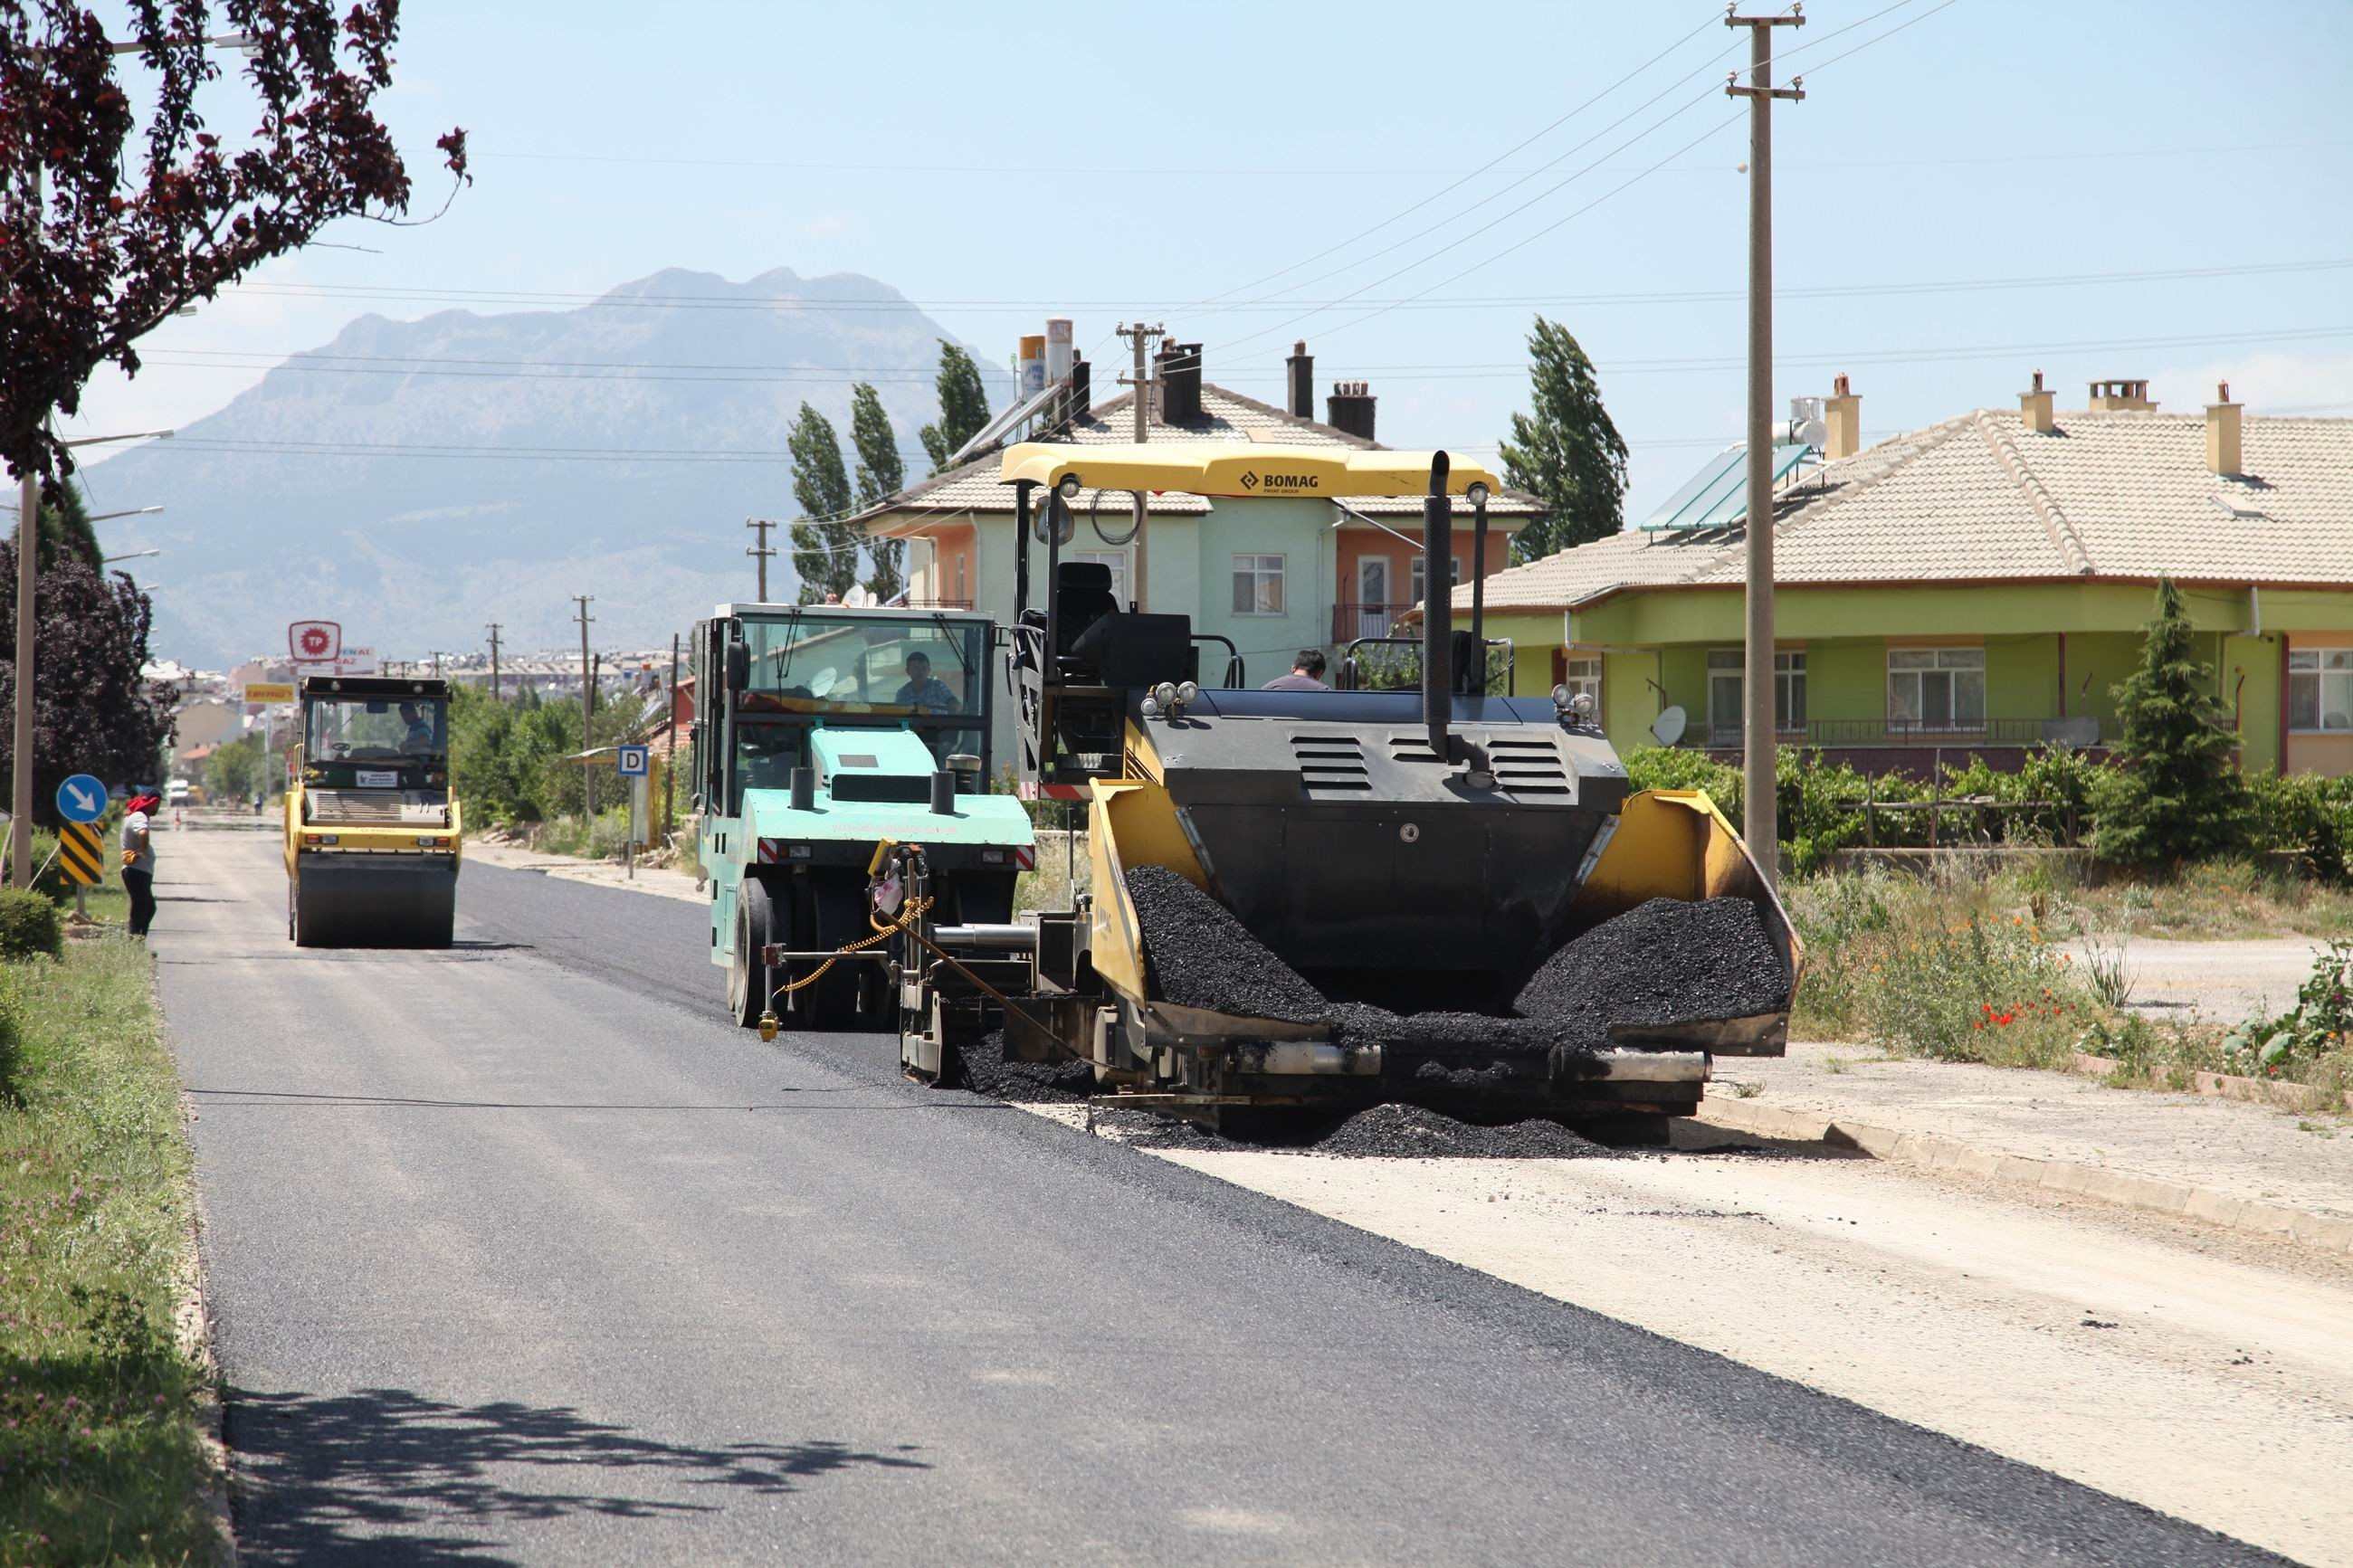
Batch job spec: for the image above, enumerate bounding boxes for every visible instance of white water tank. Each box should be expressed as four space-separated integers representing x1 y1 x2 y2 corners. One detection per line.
1044 318 1074 386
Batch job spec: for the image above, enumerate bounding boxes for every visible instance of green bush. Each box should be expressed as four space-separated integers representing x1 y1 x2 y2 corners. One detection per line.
2245 770 2353 882
0 888 63 960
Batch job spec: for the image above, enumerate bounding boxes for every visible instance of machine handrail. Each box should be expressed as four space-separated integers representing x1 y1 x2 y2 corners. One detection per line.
1190 632 1243 688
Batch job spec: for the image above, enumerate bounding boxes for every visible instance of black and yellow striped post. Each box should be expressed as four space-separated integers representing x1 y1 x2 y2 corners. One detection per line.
56 822 104 918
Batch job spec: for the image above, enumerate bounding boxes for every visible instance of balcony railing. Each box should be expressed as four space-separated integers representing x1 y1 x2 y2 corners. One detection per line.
1704 717 2110 748
1332 602 1417 643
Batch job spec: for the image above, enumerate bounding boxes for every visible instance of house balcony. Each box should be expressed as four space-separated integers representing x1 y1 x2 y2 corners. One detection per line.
1702 717 2110 748
1333 601 1417 643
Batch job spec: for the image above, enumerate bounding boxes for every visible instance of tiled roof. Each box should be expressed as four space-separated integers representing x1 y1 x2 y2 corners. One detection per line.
1456 409 2353 613
851 383 1540 528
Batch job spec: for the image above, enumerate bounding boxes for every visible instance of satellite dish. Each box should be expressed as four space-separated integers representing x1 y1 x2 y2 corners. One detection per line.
842 584 876 608
1651 704 1689 747
808 667 839 698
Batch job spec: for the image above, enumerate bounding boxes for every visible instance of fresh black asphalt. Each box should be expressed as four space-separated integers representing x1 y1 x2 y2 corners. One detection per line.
156 834 2291 1564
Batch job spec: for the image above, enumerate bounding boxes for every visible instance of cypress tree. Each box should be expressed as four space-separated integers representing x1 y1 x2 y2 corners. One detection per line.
918 342 991 474
848 382 906 601
786 403 860 603
1496 316 1628 563
2093 577 2249 866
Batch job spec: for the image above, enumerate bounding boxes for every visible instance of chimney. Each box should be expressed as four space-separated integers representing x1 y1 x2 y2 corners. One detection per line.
2020 367 2054 434
2087 377 2156 412
1326 380 1377 442
2206 380 2243 476
1067 354 1091 424
1157 340 1203 424
1285 340 1314 419
1824 373 1862 460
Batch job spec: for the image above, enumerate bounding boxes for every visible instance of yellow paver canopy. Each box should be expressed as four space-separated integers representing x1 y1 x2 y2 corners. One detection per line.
998 442 1501 500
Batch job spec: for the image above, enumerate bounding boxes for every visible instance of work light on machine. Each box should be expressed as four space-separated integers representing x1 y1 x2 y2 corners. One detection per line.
1056 473 1082 501
1466 481 1491 507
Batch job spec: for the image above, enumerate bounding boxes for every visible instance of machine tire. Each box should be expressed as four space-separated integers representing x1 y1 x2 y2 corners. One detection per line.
291 878 326 947
795 872 868 1032
729 877 776 1029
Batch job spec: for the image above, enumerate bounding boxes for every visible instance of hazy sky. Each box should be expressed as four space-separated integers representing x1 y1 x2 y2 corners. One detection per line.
69 0 2353 520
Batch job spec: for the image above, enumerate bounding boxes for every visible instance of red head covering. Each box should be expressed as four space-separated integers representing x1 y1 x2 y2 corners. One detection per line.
125 793 162 816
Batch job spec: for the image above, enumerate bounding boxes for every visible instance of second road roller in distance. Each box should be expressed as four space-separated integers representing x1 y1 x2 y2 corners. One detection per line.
283 674 462 947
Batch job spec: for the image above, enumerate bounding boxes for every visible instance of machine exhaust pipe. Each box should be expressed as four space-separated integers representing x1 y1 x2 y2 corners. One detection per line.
1423 451 1453 758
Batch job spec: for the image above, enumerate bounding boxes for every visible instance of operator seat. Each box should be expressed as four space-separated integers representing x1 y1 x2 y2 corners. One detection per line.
1053 561 1119 669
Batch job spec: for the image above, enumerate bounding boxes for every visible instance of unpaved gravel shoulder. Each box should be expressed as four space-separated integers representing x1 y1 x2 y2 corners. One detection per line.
1721 1041 2353 1223
464 836 705 905
1013 1099 2353 1568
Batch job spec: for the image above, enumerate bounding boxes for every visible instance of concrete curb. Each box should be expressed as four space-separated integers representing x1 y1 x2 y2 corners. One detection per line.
1692 1097 2353 1259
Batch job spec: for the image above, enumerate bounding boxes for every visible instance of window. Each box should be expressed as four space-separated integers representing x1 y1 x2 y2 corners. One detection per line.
1561 653 1601 709
1408 554 1464 604
1069 549 1129 603
2290 648 2353 731
1233 553 1286 615
1889 647 1986 729
1708 649 1805 739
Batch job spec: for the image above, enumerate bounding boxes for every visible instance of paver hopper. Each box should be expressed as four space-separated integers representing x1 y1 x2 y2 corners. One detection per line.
284 675 461 947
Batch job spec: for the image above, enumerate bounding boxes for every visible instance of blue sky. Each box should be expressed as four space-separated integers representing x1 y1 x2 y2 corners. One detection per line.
71 0 2353 518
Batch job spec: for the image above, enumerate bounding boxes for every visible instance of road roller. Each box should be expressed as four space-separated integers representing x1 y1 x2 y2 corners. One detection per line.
284 674 461 947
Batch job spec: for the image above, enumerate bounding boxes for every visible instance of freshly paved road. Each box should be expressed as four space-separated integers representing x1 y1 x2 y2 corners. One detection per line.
156 830 2285 1565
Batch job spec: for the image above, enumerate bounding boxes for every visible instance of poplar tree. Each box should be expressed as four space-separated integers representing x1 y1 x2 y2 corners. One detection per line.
2093 578 2249 866
786 403 858 603
918 342 991 474
1496 316 1628 563
849 382 906 601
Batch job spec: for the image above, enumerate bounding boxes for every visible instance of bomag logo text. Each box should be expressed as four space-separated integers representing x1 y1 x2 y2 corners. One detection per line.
1243 471 1320 492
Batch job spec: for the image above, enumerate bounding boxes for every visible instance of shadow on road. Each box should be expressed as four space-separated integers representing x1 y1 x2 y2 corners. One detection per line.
226 1384 929 1563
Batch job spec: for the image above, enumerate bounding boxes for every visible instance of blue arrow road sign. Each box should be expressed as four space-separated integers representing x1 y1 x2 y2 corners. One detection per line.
56 774 108 823
616 745 650 778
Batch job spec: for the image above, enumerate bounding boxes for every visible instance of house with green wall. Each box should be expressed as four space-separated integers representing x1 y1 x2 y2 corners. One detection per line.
845 353 1538 771
1453 378 2353 777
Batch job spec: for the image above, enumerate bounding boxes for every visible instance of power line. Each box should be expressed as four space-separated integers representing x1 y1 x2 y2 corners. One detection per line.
1195 6 1731 307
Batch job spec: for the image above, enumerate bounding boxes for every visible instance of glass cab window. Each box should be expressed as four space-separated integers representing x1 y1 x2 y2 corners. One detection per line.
307 694 446 765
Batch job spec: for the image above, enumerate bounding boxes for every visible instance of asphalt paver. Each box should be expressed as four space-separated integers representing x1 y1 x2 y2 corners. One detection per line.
157 834 2286 1564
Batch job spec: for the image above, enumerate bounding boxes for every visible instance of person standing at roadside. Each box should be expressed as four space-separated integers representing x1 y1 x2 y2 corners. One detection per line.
119 792 159 942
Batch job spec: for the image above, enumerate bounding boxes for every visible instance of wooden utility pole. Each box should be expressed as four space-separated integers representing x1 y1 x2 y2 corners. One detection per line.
1115 322 1164 610
1728 6 1803 889
746 516 777 603
485 622 503 700
574 594 595 815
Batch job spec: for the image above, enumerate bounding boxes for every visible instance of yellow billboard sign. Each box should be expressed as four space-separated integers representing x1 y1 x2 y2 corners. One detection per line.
243 682 296 705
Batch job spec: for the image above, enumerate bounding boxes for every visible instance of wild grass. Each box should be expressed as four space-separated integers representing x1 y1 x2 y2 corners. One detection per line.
0 937 218 1564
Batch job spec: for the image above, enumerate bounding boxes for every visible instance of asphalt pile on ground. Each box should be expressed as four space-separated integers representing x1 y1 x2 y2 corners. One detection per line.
1312 1105 1619 1159
1513 896 1787 1044
956 1030 1095 1101
1124 865 1327 1024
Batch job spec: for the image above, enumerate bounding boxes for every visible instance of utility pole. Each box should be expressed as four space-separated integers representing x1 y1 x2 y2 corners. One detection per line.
1115 322 1164 611
664 630 681 844
485 622 503 700
746 517 776 603
1728 5 1803 889
574 594 595 816
429 650 444 679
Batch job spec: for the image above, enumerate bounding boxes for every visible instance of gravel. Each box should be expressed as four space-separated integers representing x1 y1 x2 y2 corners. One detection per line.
1124 864 1327 1024
957 1030 1095 1101
1313 1105 1619 1160
1514 897 1787 1043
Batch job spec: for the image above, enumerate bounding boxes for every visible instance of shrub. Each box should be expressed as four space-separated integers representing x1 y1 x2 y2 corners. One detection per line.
0 888 63 960
1835 870 2090 1067
2245 769 2353 882
2220 938 2353 1079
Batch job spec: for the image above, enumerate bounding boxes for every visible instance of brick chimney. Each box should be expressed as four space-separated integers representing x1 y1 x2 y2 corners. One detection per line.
2020 368 2054 434
2206 380 2243 476
2087 377 2155 412
1824 373 1862 460
1285 340 1314 419
1326 381 1377 442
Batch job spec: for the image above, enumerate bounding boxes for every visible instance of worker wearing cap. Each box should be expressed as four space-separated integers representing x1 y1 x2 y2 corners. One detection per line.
119 791 160 943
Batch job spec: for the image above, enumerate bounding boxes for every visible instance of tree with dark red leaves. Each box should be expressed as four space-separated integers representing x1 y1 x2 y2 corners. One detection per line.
0 0 469 497
0 540 177 816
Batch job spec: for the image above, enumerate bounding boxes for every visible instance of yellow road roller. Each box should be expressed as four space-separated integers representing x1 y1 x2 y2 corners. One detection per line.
284 675 461 947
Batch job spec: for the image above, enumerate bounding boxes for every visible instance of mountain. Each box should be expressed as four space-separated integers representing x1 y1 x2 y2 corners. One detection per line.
82 267 1012 668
